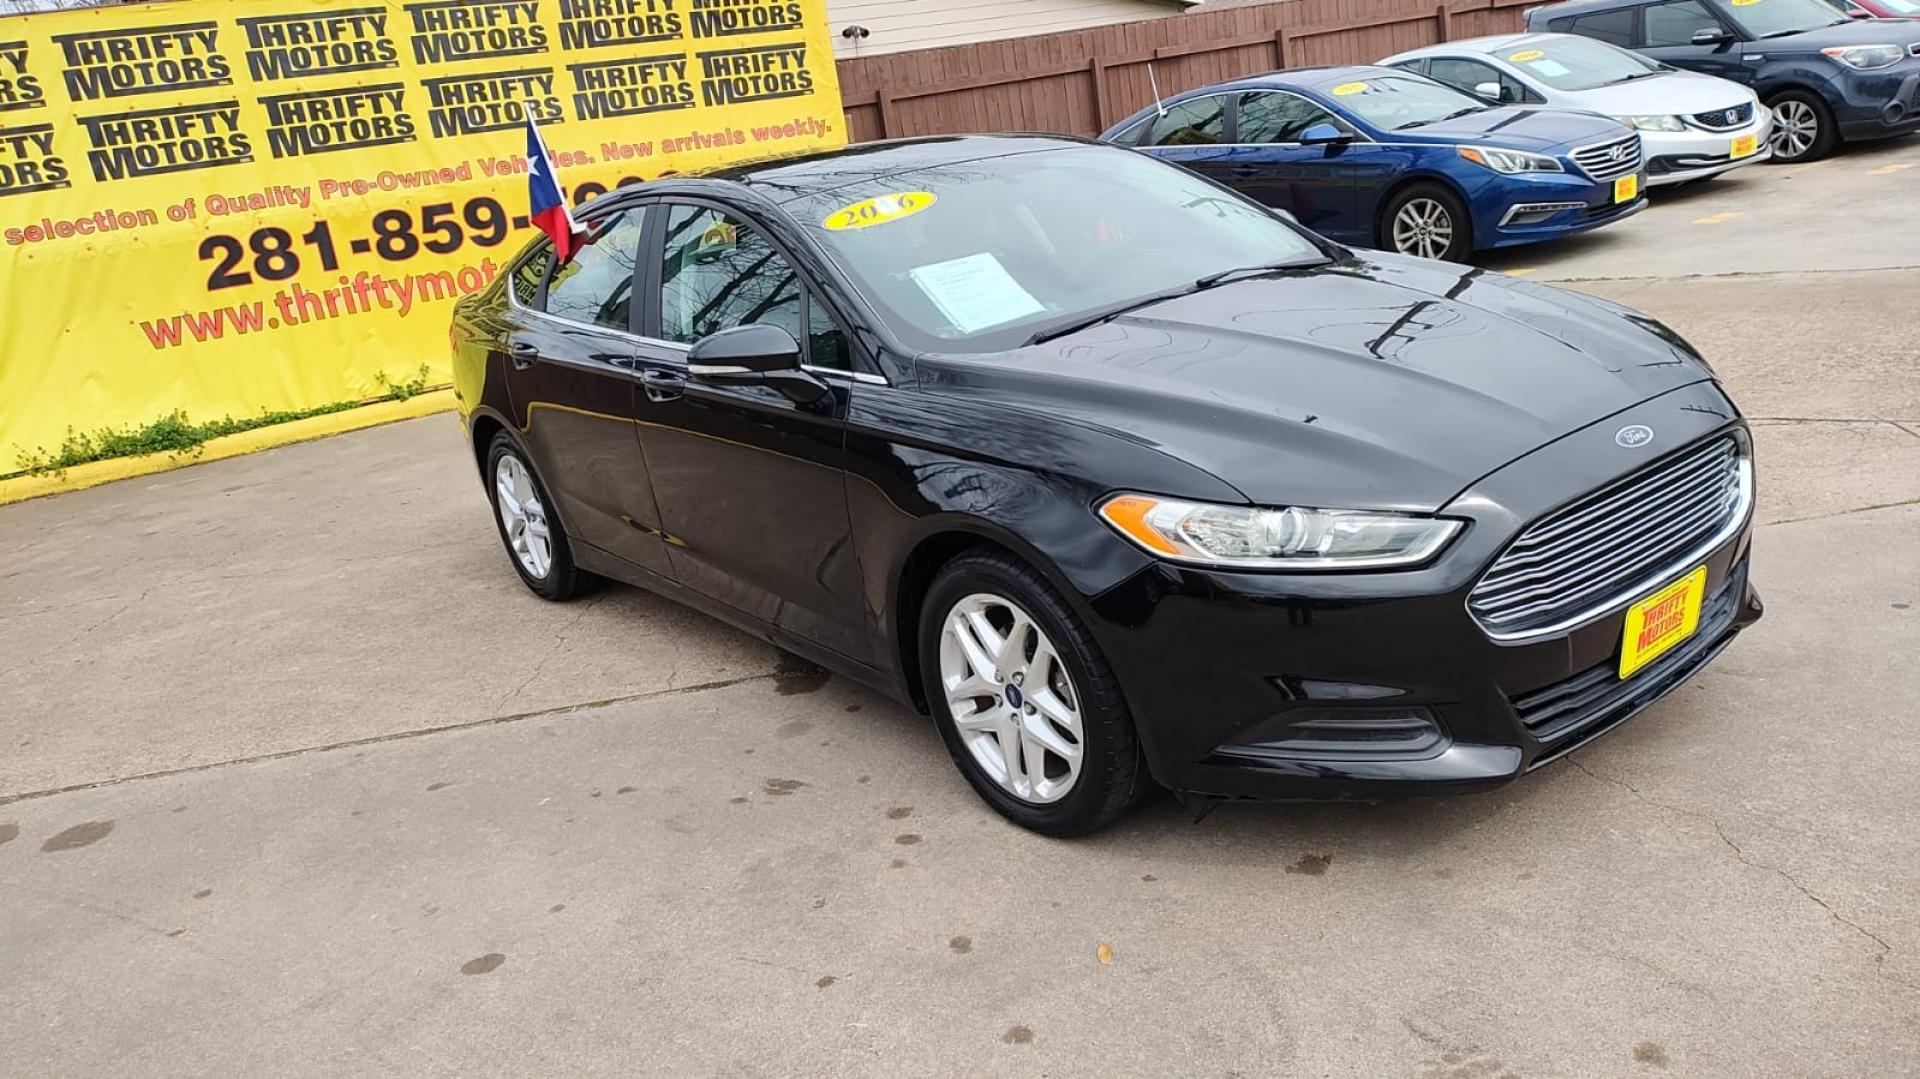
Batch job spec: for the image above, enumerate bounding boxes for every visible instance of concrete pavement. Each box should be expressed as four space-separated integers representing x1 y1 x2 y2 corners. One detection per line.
3 136 1917 1076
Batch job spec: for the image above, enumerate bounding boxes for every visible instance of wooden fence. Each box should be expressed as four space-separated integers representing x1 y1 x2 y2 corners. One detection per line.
835 0 1537 142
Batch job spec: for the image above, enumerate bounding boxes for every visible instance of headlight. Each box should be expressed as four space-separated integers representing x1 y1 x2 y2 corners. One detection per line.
1616 114 1685 132
1097 494 1463 570
1457 145 1565 174
1822 45 1903 70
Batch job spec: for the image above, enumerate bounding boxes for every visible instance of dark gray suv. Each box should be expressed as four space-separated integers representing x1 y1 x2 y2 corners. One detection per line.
1528 0 1920 161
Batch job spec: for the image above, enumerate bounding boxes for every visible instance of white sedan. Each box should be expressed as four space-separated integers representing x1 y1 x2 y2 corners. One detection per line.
1381 32 1773 186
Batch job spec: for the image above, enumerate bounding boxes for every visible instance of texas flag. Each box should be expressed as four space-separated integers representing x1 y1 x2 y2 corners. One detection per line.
525 117 582 261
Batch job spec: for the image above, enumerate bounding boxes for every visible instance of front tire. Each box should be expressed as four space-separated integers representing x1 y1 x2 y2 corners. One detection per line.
1766 90 1837 164
485 432 594 601
918 551 1146 836
1380 183 1472 262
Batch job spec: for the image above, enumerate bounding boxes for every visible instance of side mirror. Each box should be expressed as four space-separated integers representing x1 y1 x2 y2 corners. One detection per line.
687 324 829 406
1298 122 1351 145
1690 27 1734 45
1474 81 1505 101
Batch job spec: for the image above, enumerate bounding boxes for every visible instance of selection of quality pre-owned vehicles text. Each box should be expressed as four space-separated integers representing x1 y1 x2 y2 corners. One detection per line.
1382 33 1774 184
452 136 1763 835
1529 0 1920 161
1101 66 1649 261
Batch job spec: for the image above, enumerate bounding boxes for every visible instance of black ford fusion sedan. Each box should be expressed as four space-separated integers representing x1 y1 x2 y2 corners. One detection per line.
450 134 1761 836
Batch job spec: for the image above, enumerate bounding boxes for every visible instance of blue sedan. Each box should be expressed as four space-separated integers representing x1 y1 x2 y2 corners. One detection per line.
1102 65 1649 261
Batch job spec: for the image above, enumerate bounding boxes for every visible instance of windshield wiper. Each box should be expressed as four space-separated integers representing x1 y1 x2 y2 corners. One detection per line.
1195 255 1326 288
1400 106 1484 129
1025 255 1330 346
1022 283 1204 346
1757 27 1817 37
1611 70 1667 82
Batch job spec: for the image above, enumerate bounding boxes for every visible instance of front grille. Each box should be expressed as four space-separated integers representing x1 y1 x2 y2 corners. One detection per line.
1690 102 1753 131
1514 561 1744 745
1569 133 1642 180
1468 435 1749 639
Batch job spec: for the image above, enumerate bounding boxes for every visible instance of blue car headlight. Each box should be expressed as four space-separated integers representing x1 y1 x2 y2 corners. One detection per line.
1457 145 1565 174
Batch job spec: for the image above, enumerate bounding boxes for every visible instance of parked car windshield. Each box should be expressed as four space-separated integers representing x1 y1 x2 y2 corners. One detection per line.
789 145 1325 354
1499 36 1668 91
1722 0 1850 37
1328 74 1492 131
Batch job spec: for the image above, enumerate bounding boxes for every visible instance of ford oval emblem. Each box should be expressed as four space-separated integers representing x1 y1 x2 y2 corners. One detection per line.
1615 424 1654 448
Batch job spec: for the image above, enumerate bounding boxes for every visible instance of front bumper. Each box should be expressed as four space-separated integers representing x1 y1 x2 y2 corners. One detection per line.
1088 381 1761 801
1833 63 1920 140
1642 114 1773 185
1481 168 1647 249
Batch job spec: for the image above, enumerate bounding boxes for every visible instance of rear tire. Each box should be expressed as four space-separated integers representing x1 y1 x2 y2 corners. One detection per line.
917 550 1147 836
485 432 595 602
1379 182 1472 263
1766 90 1837 164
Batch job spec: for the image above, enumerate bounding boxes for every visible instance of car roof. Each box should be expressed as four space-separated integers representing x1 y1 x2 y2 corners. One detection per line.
1207 64 1415 94
1526 0 1635 18
660 134 1092 204
1398 32 1554 57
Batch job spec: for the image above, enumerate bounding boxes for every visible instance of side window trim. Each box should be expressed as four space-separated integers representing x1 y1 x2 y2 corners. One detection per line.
648 195 887 385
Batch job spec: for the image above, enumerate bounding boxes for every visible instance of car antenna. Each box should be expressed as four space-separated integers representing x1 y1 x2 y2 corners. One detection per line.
1148 62 1168 117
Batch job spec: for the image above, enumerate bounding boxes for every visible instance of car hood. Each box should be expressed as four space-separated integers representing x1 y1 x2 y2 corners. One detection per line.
917 252 1715 513
1549 71 1756 114
1390 104 1630 151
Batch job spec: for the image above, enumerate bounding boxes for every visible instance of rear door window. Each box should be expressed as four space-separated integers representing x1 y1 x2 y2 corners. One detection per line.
1560 7 1638 46
542 210 648 331
1143 95 1229 146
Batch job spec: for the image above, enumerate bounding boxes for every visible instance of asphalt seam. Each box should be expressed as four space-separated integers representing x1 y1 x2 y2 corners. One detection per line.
1761 496 1920 528
1545 264 1920 284
0 670 779 808
1564 756 1916 993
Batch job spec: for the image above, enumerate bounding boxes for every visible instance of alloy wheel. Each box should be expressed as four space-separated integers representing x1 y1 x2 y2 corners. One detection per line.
1392 197 1454 260
1769 100 1817 160
938 592 1085 804
494 454 553 579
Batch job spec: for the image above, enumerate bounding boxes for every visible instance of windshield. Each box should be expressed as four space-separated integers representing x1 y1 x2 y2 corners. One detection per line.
1499 37 1667 91
789 145 1324 354
1722 0 1850 37
1325 74 1491 132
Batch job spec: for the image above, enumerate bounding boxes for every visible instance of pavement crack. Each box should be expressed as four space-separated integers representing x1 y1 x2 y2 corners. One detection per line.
1566 756 1915 992
493 593 607 712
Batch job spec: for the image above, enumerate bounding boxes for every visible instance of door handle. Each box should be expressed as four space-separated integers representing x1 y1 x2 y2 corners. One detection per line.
1228 165 1260 177
639 368 686 402
509 342 540 370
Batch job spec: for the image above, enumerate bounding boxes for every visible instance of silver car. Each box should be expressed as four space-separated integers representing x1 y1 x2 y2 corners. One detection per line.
1381 33 1773 186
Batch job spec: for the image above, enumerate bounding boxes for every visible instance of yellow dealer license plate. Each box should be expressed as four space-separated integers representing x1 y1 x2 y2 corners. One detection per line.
1618 566 1708 679
1731 134 1759 159
1613 174 1639 204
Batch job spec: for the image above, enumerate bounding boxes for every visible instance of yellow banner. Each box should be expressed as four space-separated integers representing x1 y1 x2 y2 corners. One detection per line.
0 0 844 465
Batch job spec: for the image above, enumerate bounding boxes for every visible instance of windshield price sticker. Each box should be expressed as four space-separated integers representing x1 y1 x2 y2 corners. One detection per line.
824 191 937 231
1331 82 1369 96
1509 49 1546 62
